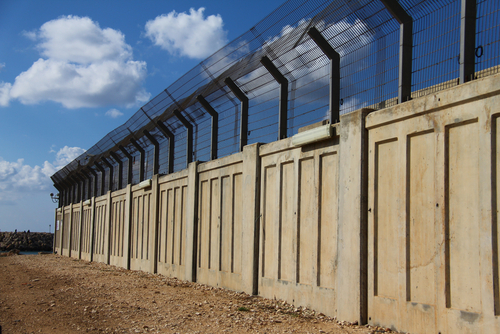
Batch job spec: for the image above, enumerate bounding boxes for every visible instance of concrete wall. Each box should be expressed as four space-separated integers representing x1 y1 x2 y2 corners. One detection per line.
157 169 189 280
257 129 341 317
80 204 93 261
70 203 81 258
365 73 500 334
53 73 500 334
109 188 127 267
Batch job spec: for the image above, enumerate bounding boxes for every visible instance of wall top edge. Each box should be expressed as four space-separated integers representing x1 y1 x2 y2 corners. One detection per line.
158 168 189 184
197 151 243 173
95 194 108 203
111 188 127 197
365 73 500 129
259 124 339 157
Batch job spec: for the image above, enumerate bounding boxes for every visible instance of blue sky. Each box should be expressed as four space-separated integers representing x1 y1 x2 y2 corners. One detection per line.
0 0 286 232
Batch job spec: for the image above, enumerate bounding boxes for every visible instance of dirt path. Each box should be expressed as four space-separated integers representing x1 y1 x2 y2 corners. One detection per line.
0 254 386 334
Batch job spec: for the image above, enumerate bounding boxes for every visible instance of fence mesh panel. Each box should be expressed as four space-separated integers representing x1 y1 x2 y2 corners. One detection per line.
52 0 500 200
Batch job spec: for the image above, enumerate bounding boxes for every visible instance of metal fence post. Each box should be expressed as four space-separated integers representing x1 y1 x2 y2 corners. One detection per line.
460 0 476 84
196 95 219 160
224 77 249 151
173 109 194 167
260 56 289 139
307 27 340 123
380 0 413 103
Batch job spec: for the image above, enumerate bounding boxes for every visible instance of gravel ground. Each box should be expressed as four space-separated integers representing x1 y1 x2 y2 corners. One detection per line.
0 254 393 334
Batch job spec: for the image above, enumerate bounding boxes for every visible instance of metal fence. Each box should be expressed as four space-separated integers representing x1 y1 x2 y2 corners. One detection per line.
52 0 500 205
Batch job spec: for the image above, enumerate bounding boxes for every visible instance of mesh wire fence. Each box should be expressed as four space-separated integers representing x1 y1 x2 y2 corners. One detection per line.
52 0 500 200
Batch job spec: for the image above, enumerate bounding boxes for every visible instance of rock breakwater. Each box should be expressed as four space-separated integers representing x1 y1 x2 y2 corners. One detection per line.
0 231 53 252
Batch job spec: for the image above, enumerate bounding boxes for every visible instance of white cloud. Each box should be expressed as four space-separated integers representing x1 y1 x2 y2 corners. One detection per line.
0 146 85 203
37 16 132 64
145 8 228 59
0 82 12 107
105 108 124 118
0 62 5 72
54 146 86 167
21 30 37 41
3 16 149 109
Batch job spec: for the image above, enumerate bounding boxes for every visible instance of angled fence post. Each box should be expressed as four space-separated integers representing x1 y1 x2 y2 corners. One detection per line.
380 0 413 103
143 130 160 175
173 109 194 167
110 151 123 190
94 162 106 196
86 167 98 198
156 121 175 174
196 95 219 160
119 145 133 185
224 77 249 151
101 157 114 192
308 27 340 123
86 167 98 262
130 138 145 182
260 56 289 139
77 173 87 260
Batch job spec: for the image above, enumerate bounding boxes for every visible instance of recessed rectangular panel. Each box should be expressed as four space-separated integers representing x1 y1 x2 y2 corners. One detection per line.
447 120 480 312
199 180 209 269
279 162 294 282
233 174 242 274
319 153 338 289
158 190 167 264
132 197 138 259
180 186 187 266
221 176 231 272
263 166 276 279
407 131 435 305
63 212 70 249
173 187 181 265
210 178 220 270
299 158 315 285
143 194 151 260
166 189 175 264
374 139 399 299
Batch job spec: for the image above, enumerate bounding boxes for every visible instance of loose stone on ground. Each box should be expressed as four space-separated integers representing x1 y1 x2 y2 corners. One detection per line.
0 254 390 333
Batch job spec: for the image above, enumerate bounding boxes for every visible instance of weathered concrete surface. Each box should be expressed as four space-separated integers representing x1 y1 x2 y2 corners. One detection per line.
0 231 53 252
257 128 340 318
366 72 500 334
53 72 500 334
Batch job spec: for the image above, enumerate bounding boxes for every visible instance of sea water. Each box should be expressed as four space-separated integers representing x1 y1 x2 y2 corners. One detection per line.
0 250 52 255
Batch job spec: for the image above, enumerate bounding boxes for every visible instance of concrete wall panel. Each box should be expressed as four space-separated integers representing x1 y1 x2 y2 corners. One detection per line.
80 206 92 261
92 197 108 263
446 120 481 312
318 153 338 289
157 173 188 280
407 131 435 306
259 135 339 317
196 157 244 291
374 138 399 300
232 173 242 276
62 209 70 251
279 161 294 282
70 204 81 257
366 73 500 333
298 158 315 286
109 194 126 267
130 189 152 271
262 165 277 280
